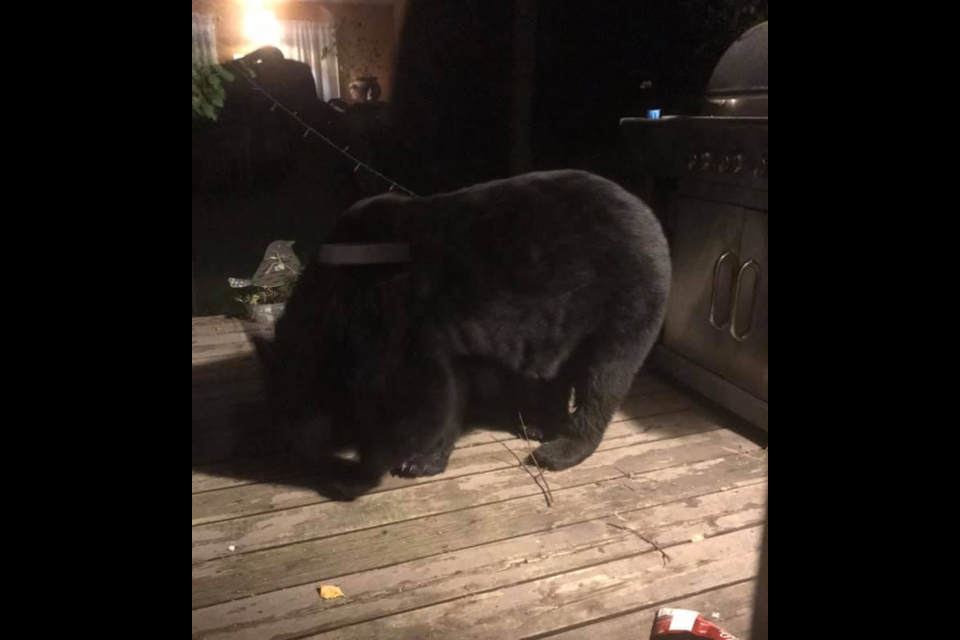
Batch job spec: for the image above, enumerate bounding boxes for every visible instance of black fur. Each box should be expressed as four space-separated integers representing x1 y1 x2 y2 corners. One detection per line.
254 170 670 500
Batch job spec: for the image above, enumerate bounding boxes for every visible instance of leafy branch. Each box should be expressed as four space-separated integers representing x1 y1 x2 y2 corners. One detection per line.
192 54 235 122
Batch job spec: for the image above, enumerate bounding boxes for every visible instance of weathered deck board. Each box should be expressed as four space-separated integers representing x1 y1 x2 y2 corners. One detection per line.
189 393 693 472
309 526 762 640
191 392 685 495
192 483 765 639
191 386 688 466
192 315 251 331
192 429 759 565
191 316 767 638
192 409 723 525
192 326 274 345
192 451 766 609
192 340 264 362
547 579 757 640
192 379 680 494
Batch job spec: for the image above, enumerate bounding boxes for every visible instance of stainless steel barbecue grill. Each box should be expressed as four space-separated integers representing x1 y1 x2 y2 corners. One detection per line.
621 21 768 430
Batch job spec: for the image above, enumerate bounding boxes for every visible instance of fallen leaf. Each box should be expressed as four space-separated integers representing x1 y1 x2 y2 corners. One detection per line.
690 534 705 543
318 585 345 600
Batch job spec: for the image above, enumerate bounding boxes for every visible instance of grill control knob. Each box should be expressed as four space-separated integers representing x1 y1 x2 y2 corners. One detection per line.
699 152 713 171
754 152 768 179
719 153 743 174
687 153 700 171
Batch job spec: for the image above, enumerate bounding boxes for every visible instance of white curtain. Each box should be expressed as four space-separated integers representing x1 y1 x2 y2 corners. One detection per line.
192 12 218 66
279 21 341 100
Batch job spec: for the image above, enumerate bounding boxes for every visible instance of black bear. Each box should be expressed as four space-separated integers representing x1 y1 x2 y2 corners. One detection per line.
254 170 670 500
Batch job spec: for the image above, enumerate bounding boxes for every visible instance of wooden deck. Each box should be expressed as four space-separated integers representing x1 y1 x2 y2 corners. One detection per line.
192 316 768 640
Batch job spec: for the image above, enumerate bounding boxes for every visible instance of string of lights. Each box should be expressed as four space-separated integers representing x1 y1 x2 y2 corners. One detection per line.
239 62 419 197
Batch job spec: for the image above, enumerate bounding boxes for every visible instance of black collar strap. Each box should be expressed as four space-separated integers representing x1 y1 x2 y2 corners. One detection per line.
318 243 411 265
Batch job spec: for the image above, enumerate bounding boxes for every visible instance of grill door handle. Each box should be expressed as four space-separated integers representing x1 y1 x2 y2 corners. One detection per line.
709 250 738 330
730 259 762 342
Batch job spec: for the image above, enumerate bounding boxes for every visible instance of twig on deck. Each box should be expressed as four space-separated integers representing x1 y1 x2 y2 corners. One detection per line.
614 466 640 492
614 465 637 480
518 412 555 506
606 521 671 567
488 434 553 507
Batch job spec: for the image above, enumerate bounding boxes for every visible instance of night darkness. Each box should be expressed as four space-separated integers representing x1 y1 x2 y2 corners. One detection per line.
192 0 767 314
390 0 768 191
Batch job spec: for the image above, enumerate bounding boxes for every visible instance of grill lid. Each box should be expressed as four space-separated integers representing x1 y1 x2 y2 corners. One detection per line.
703 21 767 117
619 21 768 187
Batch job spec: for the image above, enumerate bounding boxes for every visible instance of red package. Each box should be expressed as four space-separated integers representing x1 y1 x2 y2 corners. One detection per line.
649 608 740 640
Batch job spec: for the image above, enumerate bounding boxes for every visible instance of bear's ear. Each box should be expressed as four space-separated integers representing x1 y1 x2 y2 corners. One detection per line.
251 335 275 368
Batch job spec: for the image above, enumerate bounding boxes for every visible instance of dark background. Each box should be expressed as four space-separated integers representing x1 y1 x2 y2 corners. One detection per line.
192 0 768 315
